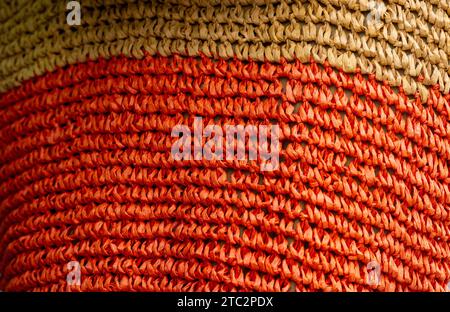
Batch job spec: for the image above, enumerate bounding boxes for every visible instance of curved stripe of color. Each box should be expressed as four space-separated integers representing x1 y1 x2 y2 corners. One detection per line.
0 0 449 100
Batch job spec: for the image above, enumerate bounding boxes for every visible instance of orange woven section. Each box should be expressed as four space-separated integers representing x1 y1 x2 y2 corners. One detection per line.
0 54 449 291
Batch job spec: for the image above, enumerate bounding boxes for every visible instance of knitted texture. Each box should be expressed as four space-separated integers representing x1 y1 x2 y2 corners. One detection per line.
0 0 449 97
0 0 450 292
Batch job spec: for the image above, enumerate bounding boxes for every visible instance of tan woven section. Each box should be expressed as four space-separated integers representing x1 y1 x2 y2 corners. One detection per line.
0 0 449 99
